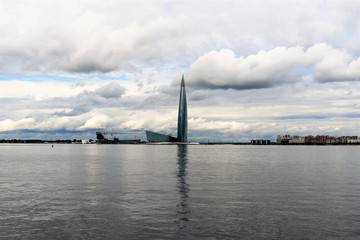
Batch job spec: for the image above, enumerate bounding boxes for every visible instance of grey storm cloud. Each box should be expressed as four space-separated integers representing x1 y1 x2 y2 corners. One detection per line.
95 82 126 99
42 82 127 118
189 90 212 101
274 112 360 120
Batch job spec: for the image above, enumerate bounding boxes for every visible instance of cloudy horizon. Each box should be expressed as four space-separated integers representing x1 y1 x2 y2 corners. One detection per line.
0 0 359 142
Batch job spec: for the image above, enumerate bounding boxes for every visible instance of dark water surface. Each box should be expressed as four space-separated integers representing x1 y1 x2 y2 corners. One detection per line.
1 144 359 239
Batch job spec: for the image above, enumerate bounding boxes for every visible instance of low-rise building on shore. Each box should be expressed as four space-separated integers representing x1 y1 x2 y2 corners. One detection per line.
251 139 271 145
277 135 360 145
277 135 305 144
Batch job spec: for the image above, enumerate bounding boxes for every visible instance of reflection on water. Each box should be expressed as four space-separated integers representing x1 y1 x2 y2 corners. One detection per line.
176 145 190 230
1 144 360 239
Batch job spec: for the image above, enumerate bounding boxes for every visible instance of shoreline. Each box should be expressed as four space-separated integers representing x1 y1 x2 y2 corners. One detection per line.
0 140 359 146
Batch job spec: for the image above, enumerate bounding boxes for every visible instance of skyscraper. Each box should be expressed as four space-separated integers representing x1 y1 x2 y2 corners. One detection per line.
177 75 188 142
145 75 188 143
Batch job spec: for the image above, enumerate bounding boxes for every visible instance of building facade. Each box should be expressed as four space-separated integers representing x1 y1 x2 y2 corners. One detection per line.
145 131 177 142
177 75 188 142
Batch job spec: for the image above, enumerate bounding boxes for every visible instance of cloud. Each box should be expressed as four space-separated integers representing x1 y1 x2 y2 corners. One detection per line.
1 1 360 141
273 112 360 120
95 82 125 98
0 2 197 73
189 90 212 101
0 118 36 131
79 114 112 130
187 43 360 90
187 47 304 90
2 1 359 75
120 109 178 132
307 43 360 82
0 80 83 99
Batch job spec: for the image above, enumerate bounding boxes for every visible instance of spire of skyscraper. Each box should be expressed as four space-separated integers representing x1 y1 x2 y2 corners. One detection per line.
177 74 188 142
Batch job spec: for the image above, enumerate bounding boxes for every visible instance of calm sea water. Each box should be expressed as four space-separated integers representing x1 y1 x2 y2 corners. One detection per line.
0 144 359 239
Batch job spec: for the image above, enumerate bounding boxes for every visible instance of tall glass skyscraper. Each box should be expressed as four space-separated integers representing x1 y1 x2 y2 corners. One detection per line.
177 75 188 142
145 75 188 143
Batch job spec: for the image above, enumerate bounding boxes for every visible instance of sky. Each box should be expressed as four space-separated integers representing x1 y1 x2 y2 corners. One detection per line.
0 0 359 142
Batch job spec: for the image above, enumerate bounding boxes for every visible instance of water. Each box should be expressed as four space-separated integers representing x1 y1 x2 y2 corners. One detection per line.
0 144 359 239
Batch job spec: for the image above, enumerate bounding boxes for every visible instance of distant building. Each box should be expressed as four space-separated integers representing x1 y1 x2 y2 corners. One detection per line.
290 136 305 144
277 135 305 144
177 75 188 142
277 134 360 145
145 131 177 142
347 136 360 144
251 139 271 145
96 131 141 144
145 75 188 143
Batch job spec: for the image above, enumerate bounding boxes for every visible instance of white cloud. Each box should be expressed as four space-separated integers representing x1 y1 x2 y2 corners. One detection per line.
0 80 82 99
120 109 178 132
187 47 304 90
79 114 112 130
1 0 359 74
187 43 360 90
0 118 35 131
307 43 360 82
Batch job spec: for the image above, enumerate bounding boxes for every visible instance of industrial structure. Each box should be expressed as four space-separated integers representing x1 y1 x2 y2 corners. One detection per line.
96 131 141 144
145 75 188 143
